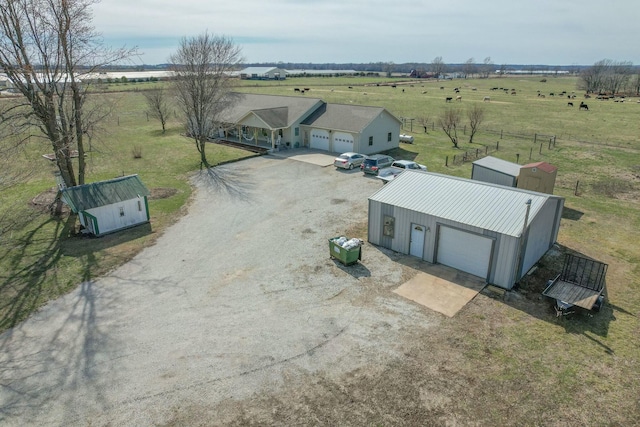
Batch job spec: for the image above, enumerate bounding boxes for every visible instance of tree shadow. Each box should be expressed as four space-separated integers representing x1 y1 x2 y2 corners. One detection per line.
0 214 115 421
194 163 256 203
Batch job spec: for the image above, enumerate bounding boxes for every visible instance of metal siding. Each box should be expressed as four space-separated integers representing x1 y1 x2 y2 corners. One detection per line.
492 234 520 289
471 165 517 187
521 199 557 275
367 199 382 245
380 203 395 249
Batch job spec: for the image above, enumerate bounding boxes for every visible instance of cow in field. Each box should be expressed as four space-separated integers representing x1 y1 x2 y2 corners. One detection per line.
567 102 573 107
456 95 462 101
445 97 453 102
483 96 491 102
579 102 589 110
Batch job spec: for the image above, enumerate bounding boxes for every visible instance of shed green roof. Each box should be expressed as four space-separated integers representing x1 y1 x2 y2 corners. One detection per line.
61 174 150 212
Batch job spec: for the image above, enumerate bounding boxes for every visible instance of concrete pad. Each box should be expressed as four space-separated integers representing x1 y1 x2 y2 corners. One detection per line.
271 148 337 167
393 264 486 317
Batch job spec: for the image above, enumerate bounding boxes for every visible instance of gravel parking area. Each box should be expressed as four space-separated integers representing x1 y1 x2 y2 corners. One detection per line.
0 155 439 426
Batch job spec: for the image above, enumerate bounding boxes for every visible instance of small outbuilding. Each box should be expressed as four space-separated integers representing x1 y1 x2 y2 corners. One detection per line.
518 162 558 194
471 156 521 187
61 175 150 236
368 171 564 289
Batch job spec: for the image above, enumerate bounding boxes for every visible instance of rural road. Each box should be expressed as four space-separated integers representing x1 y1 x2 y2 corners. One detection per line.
0 155 438 426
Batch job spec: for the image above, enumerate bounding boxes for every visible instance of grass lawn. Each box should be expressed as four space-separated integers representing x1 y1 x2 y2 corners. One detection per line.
1 75 639 423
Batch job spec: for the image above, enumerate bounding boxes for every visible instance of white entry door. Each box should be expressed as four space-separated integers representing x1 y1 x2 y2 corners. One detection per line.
409 224 426 258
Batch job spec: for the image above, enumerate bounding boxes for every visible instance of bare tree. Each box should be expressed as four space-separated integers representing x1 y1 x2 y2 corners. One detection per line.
383 61 395 78
143 88 171 134
431 56 446 80
605 61 633 95
170 33 242 168
462 58 476 79
417 115 431 133
0 0 135 188
481 57 493 78
466 104 485 144
438 107 461 148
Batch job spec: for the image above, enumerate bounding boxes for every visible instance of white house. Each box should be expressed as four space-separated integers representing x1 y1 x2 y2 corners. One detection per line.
61 175 151 236
218 93 401 155
368 171 564 289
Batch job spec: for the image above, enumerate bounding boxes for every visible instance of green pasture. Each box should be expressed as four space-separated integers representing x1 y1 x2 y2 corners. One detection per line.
1 75 639 423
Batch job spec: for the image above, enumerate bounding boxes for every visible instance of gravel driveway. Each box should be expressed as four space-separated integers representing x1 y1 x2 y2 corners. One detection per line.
0 156 438 426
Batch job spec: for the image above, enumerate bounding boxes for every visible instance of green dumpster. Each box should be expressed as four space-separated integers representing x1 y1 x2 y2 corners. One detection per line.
329 236 362 266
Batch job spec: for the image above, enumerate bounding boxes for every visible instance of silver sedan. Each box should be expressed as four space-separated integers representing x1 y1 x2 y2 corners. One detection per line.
334 152 366 170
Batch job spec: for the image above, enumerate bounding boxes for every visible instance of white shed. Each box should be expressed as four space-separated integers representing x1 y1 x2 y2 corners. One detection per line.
61 175 151 236
471 156 521 187
368 171 564 289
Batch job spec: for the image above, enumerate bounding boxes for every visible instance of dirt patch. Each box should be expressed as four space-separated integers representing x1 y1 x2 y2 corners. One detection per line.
30 188 70 215
149 187 178 200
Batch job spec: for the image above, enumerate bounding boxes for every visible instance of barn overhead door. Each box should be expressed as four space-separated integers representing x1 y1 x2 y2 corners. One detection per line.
310 129 330 151
437 226 493 279
333 132 354 154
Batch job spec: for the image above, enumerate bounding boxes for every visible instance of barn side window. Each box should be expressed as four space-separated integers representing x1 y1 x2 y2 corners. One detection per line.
383 215 395 238
119 207 125 217
387 132 392 142
369 136 373 146
138 200 143 212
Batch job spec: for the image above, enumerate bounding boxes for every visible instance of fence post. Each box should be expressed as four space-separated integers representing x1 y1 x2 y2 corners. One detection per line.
117 116 120 126
445 156 448 167
553 135 557 146
464 125 466 135
534 133 537 144
529 147 533 160
548 138 552 150
575 180 580 196
516 153 520 163
500 129 503 139
485 146 488 155
539 143 543 154
453 154 456 164
496 141 499 151
476 148 479 158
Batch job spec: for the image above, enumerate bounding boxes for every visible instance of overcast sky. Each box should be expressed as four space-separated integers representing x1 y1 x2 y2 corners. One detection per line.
92 0 640 66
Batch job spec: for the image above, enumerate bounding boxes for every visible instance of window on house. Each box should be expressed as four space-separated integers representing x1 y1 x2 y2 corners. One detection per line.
369 136 373 146
119 207 125 217
387 132 392 142
295 127 299 136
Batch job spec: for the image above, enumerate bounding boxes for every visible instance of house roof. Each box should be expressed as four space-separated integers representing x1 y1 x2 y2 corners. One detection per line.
521 161 558 173
472 156 521 177
220 93 323 129
300 103 399 133
369 171 563 237
61 174 150 212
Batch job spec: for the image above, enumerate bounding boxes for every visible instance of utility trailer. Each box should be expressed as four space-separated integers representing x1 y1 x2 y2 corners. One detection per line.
542 254 608 316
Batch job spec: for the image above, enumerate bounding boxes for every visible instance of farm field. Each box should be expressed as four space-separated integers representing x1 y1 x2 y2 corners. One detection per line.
1 75 639 424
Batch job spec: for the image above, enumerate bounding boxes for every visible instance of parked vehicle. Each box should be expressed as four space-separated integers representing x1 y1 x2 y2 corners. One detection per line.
361 154 394 175
375 167 404 184
334 152 366 170
391 160 427 171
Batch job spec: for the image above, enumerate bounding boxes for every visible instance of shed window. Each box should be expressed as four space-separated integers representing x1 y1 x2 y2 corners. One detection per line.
368 136 373 146
119 207 125 217
387 132 392 142
383 215 395 238
138 200 143 211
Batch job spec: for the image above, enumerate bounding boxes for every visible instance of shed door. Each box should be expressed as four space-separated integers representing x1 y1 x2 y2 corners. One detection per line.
437 226 492 279
333 132 354 154
310 129 330 150
409 224 426 258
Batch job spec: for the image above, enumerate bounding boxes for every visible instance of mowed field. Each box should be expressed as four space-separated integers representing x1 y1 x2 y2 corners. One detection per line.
1 75 639 424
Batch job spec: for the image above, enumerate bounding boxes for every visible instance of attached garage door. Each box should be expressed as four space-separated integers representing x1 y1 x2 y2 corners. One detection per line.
310 129 330 151
333 132 354 154
437 226 493 279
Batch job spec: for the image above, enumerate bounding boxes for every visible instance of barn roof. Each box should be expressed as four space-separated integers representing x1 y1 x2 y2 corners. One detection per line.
521 161 558 173
472 156 521 177
61 175 150 212
369 171 563 237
